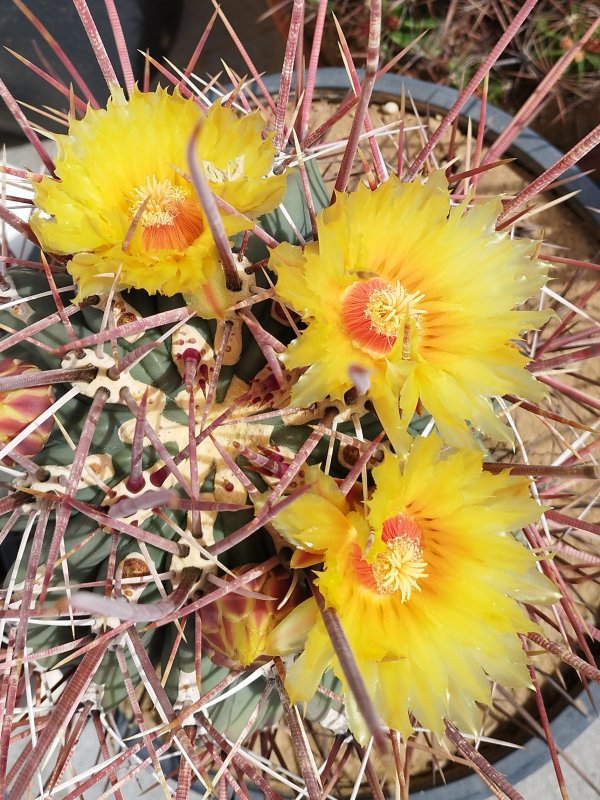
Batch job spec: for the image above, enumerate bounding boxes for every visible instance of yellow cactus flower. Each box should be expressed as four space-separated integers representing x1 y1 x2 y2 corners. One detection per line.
32 87 288 317
269 172 549 450
266 435 558 741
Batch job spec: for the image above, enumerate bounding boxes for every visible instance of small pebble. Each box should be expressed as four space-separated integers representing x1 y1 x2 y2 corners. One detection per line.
382 101 400 114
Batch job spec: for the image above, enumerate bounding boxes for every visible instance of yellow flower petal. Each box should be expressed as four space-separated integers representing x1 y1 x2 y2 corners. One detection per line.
266 466 351 552
285 623 334 705
264 597 320 656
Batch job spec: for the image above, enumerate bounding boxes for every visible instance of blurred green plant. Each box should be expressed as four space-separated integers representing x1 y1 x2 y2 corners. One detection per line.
304 0 600 112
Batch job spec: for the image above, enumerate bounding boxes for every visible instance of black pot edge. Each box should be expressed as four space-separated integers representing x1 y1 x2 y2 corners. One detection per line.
414 680 600 800
262 67 600 229
174 681 600 800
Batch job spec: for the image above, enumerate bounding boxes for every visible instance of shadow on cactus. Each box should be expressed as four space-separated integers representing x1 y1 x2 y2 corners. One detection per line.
1 1 600 799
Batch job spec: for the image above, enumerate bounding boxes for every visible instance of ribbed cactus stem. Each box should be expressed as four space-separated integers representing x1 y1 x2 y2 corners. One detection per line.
207 432 261 498
151 393 242 487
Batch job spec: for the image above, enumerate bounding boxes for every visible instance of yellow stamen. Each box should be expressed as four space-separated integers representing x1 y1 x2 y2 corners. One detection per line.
351 513 428 601
372 537 428 600
130 176 187 226
365 282 425 338
341 277 426 359
129 176 203 252
372 513 428 600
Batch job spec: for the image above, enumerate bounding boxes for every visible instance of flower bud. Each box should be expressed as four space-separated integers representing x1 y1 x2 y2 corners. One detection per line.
0 358 54 457
200 564 306 670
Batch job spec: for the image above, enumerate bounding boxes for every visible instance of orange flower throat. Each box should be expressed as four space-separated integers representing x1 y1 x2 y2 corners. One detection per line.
353 513 428 601
129 176 204 252
341 277 426 358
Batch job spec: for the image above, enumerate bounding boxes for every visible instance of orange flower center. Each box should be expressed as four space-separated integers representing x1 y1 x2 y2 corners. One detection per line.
341 278 426 358
129 176 204 252
352 513 427 601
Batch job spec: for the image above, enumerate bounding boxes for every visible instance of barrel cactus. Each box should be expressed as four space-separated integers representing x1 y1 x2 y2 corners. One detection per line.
1 2 599 799
0 156 336 707
0 90 360 791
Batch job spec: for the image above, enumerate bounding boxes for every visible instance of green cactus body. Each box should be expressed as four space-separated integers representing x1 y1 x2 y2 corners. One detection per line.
0 160 352 742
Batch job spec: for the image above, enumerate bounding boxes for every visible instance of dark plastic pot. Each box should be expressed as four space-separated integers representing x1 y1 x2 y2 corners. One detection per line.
0 0 182 140
262 67 600 226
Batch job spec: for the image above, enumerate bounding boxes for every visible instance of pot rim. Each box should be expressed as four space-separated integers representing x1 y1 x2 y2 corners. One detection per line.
262 66 600 230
